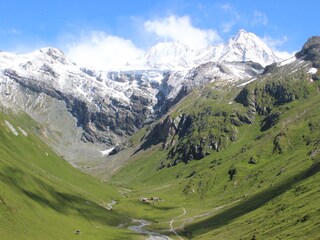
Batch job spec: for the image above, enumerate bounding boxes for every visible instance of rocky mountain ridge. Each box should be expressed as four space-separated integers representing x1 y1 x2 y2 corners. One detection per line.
134 36 320 167
0 30 285 164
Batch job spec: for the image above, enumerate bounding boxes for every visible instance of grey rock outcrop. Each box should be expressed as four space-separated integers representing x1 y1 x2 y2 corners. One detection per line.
296 36 320 68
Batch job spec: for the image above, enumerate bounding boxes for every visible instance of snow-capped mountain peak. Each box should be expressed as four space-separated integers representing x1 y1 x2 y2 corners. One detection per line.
144 41 194 70
136 29 282 70
0 29 283 162
39 47 69 64
218 29 280 66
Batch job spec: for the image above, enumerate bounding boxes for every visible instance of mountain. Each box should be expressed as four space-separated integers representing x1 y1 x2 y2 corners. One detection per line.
217 29 281 65
143 41 195 69
0 30 272 167
1 31 320 239
109 36 320 239
0 48 176 163
129 36 319 167
139 29 281 70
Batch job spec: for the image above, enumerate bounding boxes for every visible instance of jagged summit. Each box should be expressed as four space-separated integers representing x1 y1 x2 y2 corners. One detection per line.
137 29 282 70
233 28 259 40
0 47 73 73
39 47 64 56
144 41 193 69
39 47 68 64
215 29 280 66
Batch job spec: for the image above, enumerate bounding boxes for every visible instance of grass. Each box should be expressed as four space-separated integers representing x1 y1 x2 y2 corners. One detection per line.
0 111 139 240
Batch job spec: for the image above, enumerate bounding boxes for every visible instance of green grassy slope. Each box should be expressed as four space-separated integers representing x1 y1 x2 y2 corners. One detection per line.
110 67 320 239
0 111 138 240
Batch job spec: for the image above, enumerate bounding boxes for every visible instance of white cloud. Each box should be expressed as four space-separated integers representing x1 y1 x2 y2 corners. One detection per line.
144 15 221 49
220 4 241 33
221 21 235 33
274 50 295 60
220 6 268 32
221 3 232 11
263 35 288 48
252 11 268 26
0 28 21 36
65 31 144 69
263 35 296 59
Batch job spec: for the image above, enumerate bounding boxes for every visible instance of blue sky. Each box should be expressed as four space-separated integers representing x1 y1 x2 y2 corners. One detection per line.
1 0 318 68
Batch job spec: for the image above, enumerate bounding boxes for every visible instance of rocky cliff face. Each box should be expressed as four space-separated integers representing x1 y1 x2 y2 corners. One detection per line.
0 48 261 150
137 105 244 167
296 36 320 68
0 49 164 145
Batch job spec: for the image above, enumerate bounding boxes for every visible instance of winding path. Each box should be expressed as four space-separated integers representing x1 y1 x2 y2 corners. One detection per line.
180 197 244 230
168 196 246 239
169 205 186 240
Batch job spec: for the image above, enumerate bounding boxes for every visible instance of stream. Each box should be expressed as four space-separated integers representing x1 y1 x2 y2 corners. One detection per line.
128 219 172 240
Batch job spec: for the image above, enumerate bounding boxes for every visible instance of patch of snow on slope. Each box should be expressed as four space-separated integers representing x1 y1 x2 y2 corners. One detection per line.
237 78 257 87
5 121 19 136
308 68 318 74
18 127 28 137
278 56 296 67
100 148 114 156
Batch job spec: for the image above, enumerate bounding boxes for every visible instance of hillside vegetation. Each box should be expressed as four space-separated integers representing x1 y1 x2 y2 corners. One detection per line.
0 110 139 240
110 59 320 239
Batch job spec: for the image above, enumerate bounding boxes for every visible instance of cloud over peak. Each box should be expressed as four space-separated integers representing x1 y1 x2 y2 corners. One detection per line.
263 35 295 59
64 15 223 69
62 14 294 70
144 15 221 49
65 31 144 69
